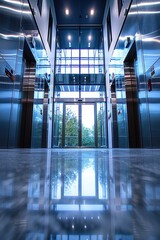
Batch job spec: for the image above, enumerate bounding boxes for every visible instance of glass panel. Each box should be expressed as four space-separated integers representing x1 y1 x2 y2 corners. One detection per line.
89 67 94 74
82 105 95 146
81 85 105 99
81 67 88 74
64 157 79 196
72 49 79 57
89 49 94 57
53 103 63 147
31 104 43 147
81 59 88 65
72 66 79 74
82 157 96 196
55 85 79 99
81 49 88 57
65 105 78 147
97 103 107 147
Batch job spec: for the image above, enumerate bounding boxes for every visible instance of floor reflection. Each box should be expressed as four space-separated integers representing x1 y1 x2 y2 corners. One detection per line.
0 149 160 239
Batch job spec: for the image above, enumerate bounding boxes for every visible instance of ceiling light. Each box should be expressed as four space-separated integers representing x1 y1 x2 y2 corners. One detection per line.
65 8 69 15
88 35 92 41
68 35 71 41
90 9 95 16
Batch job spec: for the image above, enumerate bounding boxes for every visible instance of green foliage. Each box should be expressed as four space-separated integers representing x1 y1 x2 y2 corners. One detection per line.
65 108 78 146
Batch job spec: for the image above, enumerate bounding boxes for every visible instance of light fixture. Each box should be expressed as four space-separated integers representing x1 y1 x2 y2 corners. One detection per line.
65 8 69 15
88 35 92 41
90 9 95 16
68 35 71 41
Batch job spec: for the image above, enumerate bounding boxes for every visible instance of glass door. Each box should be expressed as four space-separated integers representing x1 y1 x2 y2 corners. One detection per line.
64 104 79 147
81 104 95 147
63 103 96 147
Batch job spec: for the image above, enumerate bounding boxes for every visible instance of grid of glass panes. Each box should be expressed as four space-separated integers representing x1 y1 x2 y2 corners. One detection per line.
56 49 104 74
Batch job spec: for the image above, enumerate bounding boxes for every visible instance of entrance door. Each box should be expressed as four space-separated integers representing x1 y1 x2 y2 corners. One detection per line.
81 104 95 147
63 103 96 147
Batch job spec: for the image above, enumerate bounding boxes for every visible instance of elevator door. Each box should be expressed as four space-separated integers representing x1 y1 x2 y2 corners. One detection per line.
63 103 95 147
124 42 141 147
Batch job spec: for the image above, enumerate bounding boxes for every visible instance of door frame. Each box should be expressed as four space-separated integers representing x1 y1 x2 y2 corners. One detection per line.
62 102 97 148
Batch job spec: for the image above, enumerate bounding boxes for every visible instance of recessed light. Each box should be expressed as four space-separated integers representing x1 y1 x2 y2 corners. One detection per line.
88 35 92 41
65 8 69 15
68 35 71 41
90 9 95 16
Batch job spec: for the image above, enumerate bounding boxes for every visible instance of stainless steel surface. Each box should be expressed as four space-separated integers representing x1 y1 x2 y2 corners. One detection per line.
108 0 160 148
0 148 160 239
0 0 51 148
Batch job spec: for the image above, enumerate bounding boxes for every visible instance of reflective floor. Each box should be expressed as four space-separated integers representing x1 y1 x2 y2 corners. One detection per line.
0 149 160 240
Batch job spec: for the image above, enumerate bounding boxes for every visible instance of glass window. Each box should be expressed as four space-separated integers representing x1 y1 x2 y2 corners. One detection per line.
72 66 79 74
89 49 94 57
80 67 88 74
81 49 88 57
72 58 79 65
66 66 71 74
52 103 63 148
89 67 94 74
89 58 94 65
72 49 79 57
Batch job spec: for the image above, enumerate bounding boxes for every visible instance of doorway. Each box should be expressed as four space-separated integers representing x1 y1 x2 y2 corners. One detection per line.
124 42 141 147
63 103 95 147
53 102 107 148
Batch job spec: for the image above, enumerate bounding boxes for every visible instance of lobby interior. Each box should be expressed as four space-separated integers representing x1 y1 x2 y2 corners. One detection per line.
0 0 160 239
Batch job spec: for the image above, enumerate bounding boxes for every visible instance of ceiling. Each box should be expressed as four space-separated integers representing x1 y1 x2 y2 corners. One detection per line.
53 0 106 49
53 0 107 25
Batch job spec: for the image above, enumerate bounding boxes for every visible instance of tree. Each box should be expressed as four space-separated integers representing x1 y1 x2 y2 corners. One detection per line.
65 108 78 146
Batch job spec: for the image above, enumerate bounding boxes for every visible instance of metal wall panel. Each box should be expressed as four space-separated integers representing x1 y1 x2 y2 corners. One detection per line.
105 0 160 148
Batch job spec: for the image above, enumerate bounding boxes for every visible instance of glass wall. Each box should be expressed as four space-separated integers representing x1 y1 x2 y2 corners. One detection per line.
53 27 107 148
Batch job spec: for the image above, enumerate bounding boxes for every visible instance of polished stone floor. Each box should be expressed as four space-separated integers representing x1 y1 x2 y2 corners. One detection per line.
0 148 160 240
